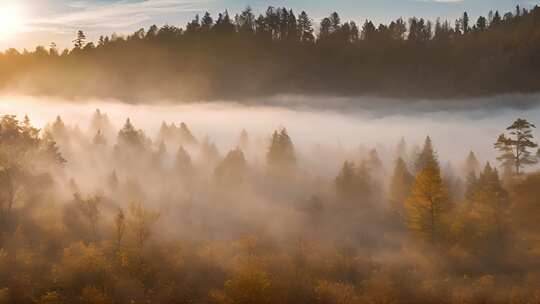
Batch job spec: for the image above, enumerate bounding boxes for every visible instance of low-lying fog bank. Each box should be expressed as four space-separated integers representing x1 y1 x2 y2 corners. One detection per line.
1 93 539 167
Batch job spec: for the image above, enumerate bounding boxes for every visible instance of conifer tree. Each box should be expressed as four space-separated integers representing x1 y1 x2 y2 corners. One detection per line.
117 118 147 150
267 128 296 171
92 130 107 146
179 122 197 145
215 148 247 185
366 148 383 172
415 136 437 173
389 157 414 217
176 145 193 173
238 129 249 151
406 144 448 245
335 161 357 200
494 118 538 175
395 137 407 159
463 151 480 177
470 162 509 241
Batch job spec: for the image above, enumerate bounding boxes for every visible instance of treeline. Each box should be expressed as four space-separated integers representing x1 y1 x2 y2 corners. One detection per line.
2 110 540 303
1 5 540 101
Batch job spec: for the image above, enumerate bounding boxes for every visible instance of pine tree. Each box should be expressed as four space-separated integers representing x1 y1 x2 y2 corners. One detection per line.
335 160 374 204
395 137 407 159
406 147 448 244
335 161 357 200
494 118 538 175
470 162 509 241
267 128 296 171
73 30 87 49
389 157 414 217
366 148 383 171
298 11 314 43
92 130 107 146
215 148 247 185
176 145 193 173
238 129 249 151
415 136 437 173
117 118 147 150
179 122 197 145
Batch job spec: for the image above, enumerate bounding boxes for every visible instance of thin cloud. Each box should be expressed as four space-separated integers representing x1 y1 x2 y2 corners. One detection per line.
26 0 210 33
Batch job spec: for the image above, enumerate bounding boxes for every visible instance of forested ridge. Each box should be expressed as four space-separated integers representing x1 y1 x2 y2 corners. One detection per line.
1 5 540 101
2 110 540 303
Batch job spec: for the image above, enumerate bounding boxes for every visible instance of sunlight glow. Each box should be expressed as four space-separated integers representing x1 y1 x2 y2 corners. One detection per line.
0 3 24 41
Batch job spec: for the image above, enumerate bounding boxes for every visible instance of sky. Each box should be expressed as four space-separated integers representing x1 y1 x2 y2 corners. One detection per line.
0 0 536 51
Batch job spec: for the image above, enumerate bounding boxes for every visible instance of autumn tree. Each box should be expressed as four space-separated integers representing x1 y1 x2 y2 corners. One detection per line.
115 208 126 250
494 118 538 175
406 142 449 245
128 201 160 251
200 137 220 165
179 122 198 145
117 118 148 151
215 148 248 186
89 109 113 139
389 157 414 218
470 163 509 241
238 129 249 151
92 130 107 146
415 136 437 173
0 116 64 220
176 145 193 173
463 151 481 177
335 161 374 204
267 128 296 173
75 193 102 242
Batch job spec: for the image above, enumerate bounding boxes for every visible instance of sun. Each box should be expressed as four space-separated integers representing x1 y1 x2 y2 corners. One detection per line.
0 3 24 41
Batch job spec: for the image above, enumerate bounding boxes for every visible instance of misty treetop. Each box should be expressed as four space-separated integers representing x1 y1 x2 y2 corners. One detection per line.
2 112 540 303
1 5 540 101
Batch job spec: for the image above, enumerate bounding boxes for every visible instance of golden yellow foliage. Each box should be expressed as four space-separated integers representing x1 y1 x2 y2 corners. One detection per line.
314 280 359 304
406 159 449 244
38 291 63 304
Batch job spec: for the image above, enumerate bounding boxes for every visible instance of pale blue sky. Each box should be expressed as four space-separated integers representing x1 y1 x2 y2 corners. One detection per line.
1 0 536 50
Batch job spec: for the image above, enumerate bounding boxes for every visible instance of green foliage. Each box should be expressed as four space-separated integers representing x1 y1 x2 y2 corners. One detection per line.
495 118 538 174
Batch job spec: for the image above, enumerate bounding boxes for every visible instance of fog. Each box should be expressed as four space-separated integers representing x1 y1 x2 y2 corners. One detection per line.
3 93 540 303
2 93 539 166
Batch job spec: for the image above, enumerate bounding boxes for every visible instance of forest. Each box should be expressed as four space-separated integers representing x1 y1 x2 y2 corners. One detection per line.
1 109 540 304
1 5 540 101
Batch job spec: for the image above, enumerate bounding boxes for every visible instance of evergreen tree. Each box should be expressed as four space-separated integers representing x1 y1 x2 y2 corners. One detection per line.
395 137 407 159
461 12 470 34
215 148 247 185
179 122 197 145
117 118 147 150
494 118 538 175
267 128 296 171
92 130 107 146
238 129 249 151
298 11 314 43
335 160 374 203
72 30 87 49
176 145 193 173
463 151 481 177
201 12 214 30
389 157 414 217
470 162 509 241
406 149 448 245
335 161 357 200
200 137 220 165
415 136 437 173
